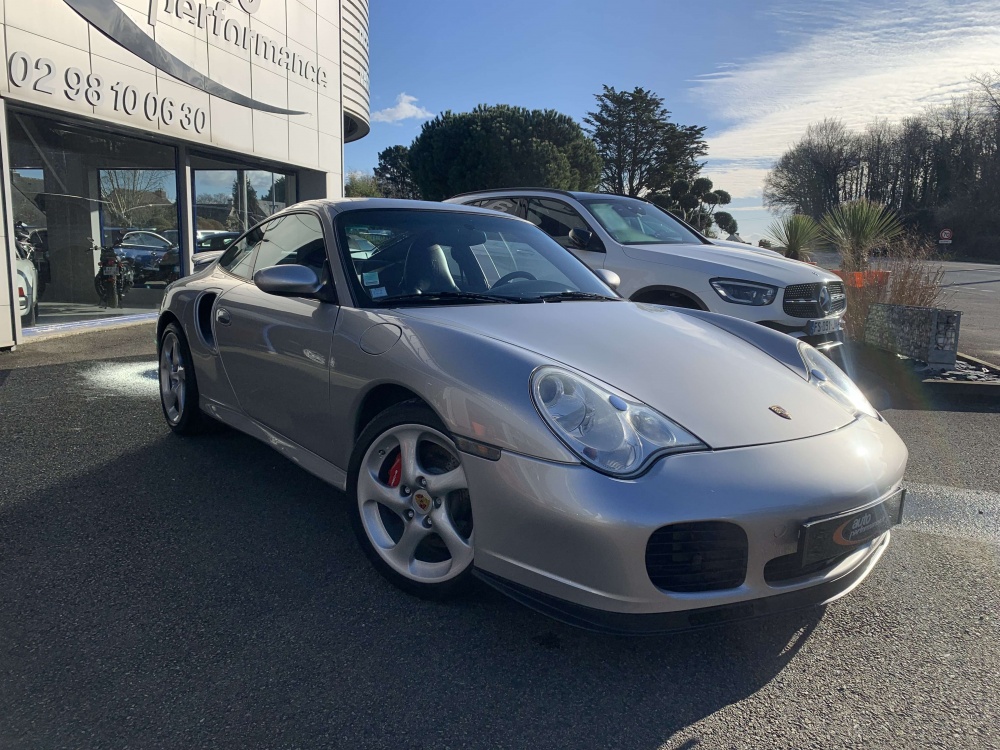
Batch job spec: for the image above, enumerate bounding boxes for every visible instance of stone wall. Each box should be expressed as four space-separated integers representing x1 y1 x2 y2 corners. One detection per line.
864 303 962 369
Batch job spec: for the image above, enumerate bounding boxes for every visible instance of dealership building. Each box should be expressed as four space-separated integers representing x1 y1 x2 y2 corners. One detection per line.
0 0 369 348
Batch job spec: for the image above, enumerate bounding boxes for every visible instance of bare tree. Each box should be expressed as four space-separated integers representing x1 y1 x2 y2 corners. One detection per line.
100 169 174 228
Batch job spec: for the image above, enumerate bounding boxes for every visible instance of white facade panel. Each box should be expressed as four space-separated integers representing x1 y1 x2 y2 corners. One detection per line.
0 0 370 348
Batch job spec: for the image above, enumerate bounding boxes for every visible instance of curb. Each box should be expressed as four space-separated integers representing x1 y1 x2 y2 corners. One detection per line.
920 352 1000 399
20 313 158 343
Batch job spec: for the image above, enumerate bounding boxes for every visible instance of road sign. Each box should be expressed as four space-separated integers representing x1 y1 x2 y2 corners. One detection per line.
939 228 954 241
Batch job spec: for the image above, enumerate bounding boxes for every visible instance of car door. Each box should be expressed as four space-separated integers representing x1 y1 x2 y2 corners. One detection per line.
213 212 341 460
525 197 606 269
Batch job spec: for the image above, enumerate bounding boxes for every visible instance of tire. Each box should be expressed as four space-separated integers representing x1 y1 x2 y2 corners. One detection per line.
348 402 475 600
21 300 36 327
107 282 119 309
158 322 207 435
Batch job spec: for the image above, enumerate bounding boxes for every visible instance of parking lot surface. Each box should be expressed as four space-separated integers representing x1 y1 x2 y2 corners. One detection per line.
938 260 1000 364
1 330 998 749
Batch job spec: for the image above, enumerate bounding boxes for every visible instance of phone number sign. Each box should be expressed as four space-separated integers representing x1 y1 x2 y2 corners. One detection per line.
8 51 208 134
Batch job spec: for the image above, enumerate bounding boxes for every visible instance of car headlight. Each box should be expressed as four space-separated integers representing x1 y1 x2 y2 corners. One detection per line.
799 343 879 420
710 278 777 306
530 366 706 477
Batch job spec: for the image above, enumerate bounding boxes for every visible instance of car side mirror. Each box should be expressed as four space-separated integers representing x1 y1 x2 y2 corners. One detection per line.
254 264 325 298
569 227 597 251
595 269 621 291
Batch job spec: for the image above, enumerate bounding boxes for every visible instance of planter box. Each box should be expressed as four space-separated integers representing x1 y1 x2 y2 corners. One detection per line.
863 303 961 370
831 269 891 288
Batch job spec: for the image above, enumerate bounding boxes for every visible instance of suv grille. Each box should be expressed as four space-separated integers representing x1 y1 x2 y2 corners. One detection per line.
645 522 748 592
782 282 847 318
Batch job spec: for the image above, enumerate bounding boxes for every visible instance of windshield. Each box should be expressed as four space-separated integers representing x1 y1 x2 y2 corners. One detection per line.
336 209 618 306
580 196 704 245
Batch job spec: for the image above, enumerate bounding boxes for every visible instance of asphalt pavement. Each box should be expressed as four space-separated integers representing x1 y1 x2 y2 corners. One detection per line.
1 328 998 749
937 260 1000 364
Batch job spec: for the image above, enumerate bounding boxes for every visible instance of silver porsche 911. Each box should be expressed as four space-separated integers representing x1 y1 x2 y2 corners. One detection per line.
157 198 908 634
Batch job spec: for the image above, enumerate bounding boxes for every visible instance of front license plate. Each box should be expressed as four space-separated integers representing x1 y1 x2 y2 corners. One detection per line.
800 489 905 566
102 266 117 276
808 317 842 336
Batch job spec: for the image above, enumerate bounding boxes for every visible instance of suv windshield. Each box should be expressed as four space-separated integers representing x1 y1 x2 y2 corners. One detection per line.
336 209 618 306
579 196 704 245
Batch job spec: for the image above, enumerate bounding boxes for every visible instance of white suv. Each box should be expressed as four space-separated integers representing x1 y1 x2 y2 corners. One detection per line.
446 189 846 351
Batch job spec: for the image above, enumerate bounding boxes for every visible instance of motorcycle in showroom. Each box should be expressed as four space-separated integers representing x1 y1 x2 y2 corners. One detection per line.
93 241 135 309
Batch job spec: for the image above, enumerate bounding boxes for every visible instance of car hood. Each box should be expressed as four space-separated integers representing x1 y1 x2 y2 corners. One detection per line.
396 301 855 450
623 242 838 286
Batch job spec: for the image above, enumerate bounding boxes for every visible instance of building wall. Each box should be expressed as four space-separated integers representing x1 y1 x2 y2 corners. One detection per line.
0 0 370 347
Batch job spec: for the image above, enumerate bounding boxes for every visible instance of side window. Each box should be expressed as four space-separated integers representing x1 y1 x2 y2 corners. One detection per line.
526 198 592 248
219 225 264 279
252 213 328 276
469 197 523 217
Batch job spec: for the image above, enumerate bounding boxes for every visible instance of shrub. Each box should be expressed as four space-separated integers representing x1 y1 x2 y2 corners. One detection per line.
821 200 902 272
766 214 822 261
842 231 947 341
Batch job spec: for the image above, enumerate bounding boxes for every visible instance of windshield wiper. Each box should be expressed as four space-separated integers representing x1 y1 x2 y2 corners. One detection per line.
538 291 617 302
375 291 534 306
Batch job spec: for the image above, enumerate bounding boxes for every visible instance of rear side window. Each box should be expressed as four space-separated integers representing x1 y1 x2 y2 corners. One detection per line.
468 197 524 217
525 198 592 248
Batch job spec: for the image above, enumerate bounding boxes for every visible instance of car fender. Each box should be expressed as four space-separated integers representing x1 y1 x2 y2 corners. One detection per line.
329 308 579 471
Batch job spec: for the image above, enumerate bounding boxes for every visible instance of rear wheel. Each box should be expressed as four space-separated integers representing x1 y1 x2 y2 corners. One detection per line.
158 322 207 435
21 300 36 327
348 403 475 599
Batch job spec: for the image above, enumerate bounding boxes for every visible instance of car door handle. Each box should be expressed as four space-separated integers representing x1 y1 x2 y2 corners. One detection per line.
215 307 232 326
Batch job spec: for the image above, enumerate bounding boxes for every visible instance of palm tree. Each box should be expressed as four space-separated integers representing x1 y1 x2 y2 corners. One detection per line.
765 214 823 261
820 199 902 271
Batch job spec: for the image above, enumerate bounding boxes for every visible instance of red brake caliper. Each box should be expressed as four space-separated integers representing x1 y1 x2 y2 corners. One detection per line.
387 453 402 489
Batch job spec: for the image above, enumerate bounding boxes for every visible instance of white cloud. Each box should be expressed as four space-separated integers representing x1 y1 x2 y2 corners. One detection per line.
695 0 1000 223
371 93 434 123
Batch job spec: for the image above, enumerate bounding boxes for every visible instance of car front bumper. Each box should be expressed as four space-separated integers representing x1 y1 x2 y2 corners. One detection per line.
462 414 907 630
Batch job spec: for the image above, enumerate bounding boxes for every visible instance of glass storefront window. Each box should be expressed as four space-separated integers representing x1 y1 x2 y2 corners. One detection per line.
6 112 297 329
192 155 293 237
8 110 179 325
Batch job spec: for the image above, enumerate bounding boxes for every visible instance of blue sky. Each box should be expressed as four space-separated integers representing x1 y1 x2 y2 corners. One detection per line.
345 0 1000 242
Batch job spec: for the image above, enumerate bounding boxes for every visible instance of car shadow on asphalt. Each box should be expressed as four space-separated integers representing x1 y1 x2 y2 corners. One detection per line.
1 423 825 750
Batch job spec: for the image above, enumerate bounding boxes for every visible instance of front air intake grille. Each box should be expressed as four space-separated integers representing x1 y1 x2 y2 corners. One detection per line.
645 522 748 592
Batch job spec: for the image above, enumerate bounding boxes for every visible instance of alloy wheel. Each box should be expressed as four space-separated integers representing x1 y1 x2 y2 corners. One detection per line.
356 424 473 583
159 331 187 425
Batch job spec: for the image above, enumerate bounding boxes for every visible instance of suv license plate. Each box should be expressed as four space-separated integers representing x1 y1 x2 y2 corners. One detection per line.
103 267 117 276
808 317 842 336
800 489 905 566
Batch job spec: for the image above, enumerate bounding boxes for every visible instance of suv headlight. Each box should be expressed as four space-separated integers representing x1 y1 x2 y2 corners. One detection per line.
799 343 879 420
530 366 706 477
710 278 777 306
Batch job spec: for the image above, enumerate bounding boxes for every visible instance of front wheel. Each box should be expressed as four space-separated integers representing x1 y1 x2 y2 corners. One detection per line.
348 403 475 600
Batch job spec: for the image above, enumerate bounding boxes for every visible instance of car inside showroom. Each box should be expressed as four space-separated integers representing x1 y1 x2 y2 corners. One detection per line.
0 0 370 347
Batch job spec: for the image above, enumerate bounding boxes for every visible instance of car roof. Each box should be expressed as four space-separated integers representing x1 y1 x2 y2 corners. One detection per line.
282 198 534 221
